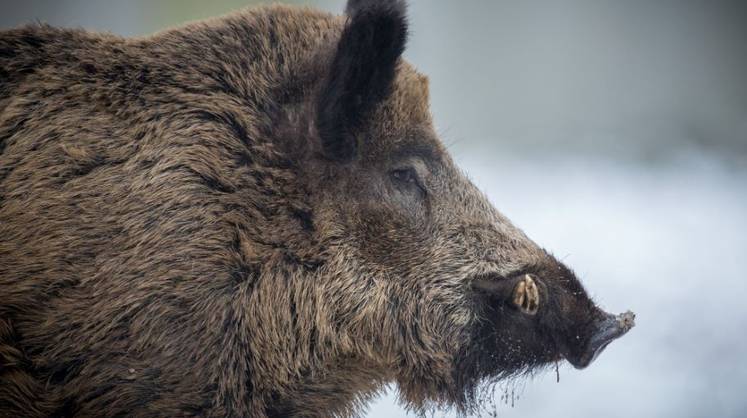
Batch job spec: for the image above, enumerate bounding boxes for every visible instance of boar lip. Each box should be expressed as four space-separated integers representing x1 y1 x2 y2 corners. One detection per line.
470 272 530 293
470 274 507 293
567 311 636 369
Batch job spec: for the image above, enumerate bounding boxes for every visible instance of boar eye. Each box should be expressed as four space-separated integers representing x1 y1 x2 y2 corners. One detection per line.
391 168 416 183
390 167 426 196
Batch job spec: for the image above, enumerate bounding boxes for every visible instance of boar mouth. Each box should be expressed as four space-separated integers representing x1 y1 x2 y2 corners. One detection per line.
471 272 541 315
470 273 508 292
470 272 531 298
470 274 635 370
565 311 636 369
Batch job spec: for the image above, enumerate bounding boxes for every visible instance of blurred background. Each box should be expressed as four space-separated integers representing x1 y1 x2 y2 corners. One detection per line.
2 1 746 417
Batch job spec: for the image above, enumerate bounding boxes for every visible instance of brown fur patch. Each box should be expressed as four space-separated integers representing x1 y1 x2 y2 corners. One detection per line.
0 3 630 417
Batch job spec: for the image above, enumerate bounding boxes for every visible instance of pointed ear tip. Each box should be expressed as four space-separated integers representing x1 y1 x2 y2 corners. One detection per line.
346 0 408 19
345 0 410 47
317 0 408 162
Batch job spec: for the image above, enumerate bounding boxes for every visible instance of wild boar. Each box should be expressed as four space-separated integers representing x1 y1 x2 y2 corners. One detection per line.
0 0 634 416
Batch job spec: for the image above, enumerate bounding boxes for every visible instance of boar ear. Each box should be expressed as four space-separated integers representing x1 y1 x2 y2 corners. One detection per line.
316 0 408 161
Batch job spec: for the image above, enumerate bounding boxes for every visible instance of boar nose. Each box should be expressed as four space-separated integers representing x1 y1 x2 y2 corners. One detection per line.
569 310 636 369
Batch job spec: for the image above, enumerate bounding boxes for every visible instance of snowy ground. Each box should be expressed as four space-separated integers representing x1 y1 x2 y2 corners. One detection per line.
367 151 747 418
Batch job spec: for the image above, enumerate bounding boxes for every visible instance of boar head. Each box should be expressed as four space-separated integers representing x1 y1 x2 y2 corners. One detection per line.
288 0 635 412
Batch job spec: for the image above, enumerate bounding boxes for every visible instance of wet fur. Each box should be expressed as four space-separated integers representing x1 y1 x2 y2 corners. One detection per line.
1 2 610 417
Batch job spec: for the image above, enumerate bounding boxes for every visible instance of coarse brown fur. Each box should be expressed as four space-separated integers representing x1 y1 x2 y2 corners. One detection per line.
0 1 632 417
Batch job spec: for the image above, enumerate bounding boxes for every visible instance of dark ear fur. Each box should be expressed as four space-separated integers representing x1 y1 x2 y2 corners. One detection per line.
316 0 408 161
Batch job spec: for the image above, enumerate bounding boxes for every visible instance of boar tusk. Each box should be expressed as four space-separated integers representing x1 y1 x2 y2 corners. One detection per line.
513 274 539 315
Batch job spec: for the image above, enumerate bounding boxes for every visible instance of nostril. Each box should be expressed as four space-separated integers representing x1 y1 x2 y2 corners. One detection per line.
568 310 636 369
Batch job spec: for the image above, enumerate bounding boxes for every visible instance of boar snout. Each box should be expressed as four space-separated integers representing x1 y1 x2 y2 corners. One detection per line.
567 310 636 369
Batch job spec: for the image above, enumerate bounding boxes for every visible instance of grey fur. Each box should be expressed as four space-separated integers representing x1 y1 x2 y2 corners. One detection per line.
0 2 632 417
